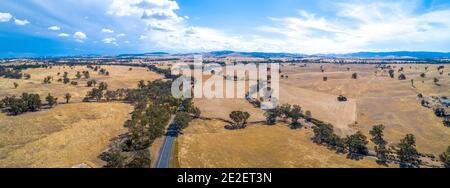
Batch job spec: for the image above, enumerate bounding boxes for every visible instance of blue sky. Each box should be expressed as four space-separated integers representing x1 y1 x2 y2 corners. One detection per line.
1 0 450 57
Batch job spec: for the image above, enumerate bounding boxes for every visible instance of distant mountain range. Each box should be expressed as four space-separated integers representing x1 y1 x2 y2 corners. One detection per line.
117 51 450 59
3 51 450 59
336 51 450 59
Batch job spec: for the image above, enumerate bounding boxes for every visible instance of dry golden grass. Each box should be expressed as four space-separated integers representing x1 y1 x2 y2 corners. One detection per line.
280 64 450 154
193 64 449 156
0 102 133 168
0 65 163 167
0 65 162 103
178 119 383 168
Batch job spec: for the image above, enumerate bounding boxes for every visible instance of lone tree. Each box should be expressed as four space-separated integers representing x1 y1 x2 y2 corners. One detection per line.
289 105 303 128
83 71 90 79
323 76 328 81
45 93 58 107
420 73 426 78
434 77 440 86
64 93 72 104
229 111 251 129
75 71 82 79
439 146 450 168
345 131 369 160
13 82 18 89
351 73 358 79
396 134 421 168
388 69 395 78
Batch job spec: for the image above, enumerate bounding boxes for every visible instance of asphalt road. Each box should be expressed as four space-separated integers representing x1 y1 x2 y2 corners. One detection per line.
155 116 177 168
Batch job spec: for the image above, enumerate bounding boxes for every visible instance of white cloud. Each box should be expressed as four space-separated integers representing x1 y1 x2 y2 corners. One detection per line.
102 37 119 46
117 33 126 37
102 28 114 33
107 0 185 31
102 37 116 43
73 31 87 42
48 26 61 31
14 18 30 26
0 12 12 22
139 35 148 40
103 0 450 53
253 1 450 53
58 33 70 37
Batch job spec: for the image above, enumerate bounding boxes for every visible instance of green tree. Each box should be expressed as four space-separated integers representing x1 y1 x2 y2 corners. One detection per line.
388 69 395 78
75 71 82 79
88 88 103 102
434 77 440 86
229 111 251 129
104 150 127 168
345 131 368 159
64 93 72 104
174 112 193 130
105 90 118 101
190 107 201 118
396 134 421 168
312 123 334 144
289 105 302 128
126 150 151 168
439 146 450 168
279 104 292 121
138 80 146 89
374 145 392 166
87 80 97 87
83 71 90 79
99 82 108 90
264 108 280 125
13 82 18 89
45 93 58 107
369 124 387 146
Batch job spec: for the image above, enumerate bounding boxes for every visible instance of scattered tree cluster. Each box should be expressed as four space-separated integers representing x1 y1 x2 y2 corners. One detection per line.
0 93 42 115
0 67 23 79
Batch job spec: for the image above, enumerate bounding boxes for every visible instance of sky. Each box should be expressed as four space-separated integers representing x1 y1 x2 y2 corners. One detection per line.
1 0 450 57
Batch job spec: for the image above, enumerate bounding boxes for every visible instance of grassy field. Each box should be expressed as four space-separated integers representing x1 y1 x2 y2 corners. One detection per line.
0 102 133 167
279 64 450 155
0 65 162 102
0 65 162 167
192 63 449 160
178 119 383 168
